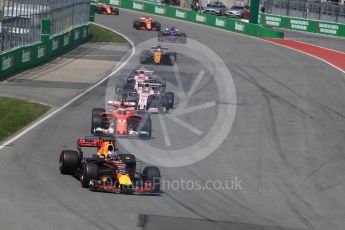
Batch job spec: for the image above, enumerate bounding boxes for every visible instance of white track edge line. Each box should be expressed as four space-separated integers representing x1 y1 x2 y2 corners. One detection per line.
0 23 135 150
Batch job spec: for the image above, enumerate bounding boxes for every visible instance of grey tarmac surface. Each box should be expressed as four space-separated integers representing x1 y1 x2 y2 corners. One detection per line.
275 28 345 52
0 9 345 230
0 42 129 107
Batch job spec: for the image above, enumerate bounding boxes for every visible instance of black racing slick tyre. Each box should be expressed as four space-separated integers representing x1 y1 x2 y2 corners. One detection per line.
133 20 141 29
92 108 105 117
112 8 119 15
80 162 99 188
152 21 161 31
59 150 80 175
91 108 105 134
164 92 174 109
140 117 152 139
143 166 161 193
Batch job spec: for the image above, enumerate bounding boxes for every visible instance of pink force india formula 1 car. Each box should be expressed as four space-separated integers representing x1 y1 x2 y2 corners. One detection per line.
117 68 174 113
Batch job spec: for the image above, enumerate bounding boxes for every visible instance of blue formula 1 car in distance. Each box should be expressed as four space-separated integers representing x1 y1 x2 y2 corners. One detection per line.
158 26 187 44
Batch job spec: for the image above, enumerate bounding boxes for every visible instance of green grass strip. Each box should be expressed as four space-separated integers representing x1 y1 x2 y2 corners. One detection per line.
0 97 50 142
89 23 128 43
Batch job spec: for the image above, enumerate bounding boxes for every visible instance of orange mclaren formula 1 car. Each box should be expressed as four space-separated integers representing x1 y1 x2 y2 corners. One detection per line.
59 136 161 194
95 3 119 15
91 101 152 139
133 17 161 31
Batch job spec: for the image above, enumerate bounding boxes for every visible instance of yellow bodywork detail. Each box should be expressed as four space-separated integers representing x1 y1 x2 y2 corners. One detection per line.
118 174 132 186
154 52 162 64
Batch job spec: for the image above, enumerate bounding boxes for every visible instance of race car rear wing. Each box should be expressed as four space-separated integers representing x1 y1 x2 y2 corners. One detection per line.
77 136 115 150
108 101 136 110
133 68 154 75
138 82 163 89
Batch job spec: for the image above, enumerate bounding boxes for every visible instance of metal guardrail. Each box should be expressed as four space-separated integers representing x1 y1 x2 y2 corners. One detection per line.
0 0 90 53
264 0 345 23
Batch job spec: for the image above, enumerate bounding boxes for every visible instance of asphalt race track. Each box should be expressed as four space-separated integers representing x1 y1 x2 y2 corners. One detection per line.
1 9 345 230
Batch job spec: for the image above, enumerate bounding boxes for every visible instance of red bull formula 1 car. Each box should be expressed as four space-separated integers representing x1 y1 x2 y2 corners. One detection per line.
95 3 119 15
59 136 161 194
133 16 161 31
91 101 152 139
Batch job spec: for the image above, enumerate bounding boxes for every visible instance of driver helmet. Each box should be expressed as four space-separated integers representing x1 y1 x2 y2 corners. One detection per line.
107 143 115 155
143 84 151 93
117 108 126 115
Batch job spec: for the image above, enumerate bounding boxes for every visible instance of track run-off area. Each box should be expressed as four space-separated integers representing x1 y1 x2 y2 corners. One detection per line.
1 9 345 230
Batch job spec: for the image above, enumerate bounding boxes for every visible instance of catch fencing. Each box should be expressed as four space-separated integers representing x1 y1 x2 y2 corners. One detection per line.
264 0 345 23
0 0 91 79
0 0 90 53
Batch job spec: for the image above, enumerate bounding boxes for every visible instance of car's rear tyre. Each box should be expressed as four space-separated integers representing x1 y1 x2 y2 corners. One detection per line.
91 108 105 134
80 162 99 188
92 108 105 117
59 150 80 175
112 8 119 15
164 92 174 109
152 21 161 31
140 117 152 139
143 166 161 193
133 20 141 29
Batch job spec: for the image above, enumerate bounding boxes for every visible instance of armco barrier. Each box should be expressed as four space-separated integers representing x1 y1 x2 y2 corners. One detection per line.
0 22 89 80
259 13 345 38
97 0 283 39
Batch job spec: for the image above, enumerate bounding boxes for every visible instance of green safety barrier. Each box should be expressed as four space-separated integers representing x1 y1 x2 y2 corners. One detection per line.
0 21 90 80
96 0 283 38
259 13 345 38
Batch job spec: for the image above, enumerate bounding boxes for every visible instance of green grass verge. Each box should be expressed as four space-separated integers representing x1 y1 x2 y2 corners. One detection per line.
0 97 50 142
89 23 128 43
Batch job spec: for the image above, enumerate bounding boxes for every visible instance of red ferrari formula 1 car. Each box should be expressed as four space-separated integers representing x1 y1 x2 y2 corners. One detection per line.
59 136 161 194
133 17 161 31
96 3 119 15
91 101 152 139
